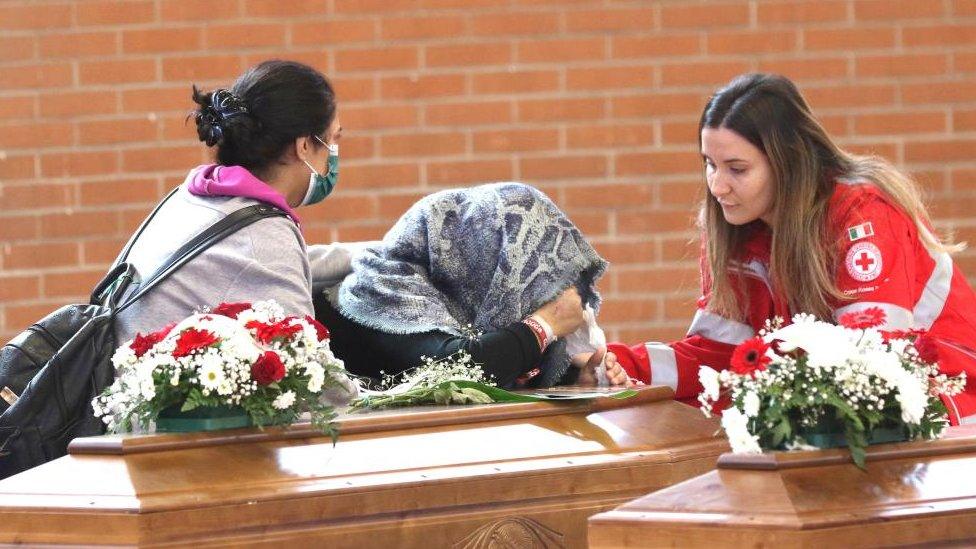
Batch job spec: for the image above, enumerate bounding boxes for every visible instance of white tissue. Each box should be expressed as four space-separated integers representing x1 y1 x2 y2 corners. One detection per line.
564 305 609 386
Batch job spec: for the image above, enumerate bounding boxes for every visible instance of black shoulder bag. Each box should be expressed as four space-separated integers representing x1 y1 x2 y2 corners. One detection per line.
0 191 284 479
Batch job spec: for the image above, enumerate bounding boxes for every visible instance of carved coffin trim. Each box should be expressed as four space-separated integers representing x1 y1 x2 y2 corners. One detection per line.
455 516 565 549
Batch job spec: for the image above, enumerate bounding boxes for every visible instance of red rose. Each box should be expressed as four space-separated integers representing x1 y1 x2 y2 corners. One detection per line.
304 315 330 341
212 302 252 319
246 319 302 344
839 306 887 329
172 328 218 358
730 337 771 377
914 336 940 365
129 322 177 358
251 351 285 385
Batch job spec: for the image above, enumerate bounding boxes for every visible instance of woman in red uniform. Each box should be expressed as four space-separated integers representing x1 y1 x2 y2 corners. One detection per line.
608 73 976 425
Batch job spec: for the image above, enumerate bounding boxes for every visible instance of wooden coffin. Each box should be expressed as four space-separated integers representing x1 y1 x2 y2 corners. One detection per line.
588 424 976 548
0 386 726 548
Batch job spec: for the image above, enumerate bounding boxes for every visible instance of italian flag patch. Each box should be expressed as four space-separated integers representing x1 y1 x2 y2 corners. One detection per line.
847 222 874 241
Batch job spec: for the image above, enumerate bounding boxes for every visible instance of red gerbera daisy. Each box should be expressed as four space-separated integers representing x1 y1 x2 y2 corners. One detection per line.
172 328 218 358
212 302 252 319
838 306 887 329
129 322 177 358
304 315 330 342
246 319 302 344
730 337 771 377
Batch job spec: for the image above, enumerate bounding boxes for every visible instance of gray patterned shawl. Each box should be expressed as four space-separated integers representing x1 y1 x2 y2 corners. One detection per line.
332 182 607 387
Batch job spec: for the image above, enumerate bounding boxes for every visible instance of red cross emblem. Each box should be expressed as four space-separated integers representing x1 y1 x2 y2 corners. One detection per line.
845 242 882 282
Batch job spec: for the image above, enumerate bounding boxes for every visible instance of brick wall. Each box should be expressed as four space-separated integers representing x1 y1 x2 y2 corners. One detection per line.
0 0 974 343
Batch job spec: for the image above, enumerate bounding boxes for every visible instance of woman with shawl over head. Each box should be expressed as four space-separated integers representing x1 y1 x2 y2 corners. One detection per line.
595 73 976 424
316 182 632 389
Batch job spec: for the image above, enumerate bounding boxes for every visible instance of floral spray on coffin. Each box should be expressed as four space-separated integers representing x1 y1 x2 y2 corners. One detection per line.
93 301 355 435
698 307 967 468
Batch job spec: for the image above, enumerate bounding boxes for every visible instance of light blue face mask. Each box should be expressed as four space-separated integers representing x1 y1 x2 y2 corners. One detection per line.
300 136 339 206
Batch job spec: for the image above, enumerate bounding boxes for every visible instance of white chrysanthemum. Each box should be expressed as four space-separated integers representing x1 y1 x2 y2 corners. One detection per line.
721 408 762 454
698 366 721 401
273 390 296 410
767 316 856 370
742 390 760 418
305 361 325 393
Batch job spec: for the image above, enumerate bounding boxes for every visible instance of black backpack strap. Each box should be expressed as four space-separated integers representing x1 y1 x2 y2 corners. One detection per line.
116 204 286 313
90 186 181 304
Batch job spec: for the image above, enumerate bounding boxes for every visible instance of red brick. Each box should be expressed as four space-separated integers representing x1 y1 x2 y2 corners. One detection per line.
159 113 198 141
162 55 243 81
615 265 699 291
122 86 189 113
426 43 511 68
565 8 655 32
0 275 40 302
758 57 850 81
563 183 653 209
521 156 608 180
342 105 418 130
39 90 118 118
39 31 117 58
0 155 36 180
660 181 705 206
0 36 35 62
336 47 418 72
427 101 512 126
341 163 419 190
473 129 559 153
41 211 120 239
80 59 157 85
956 0 976 16
375 192 426 218
803 27 896 51
856 54 949 78
707 30 798 55
662 119 701 146
903 81 976 105
0 63 72 90
0 122 72 149
336 135 375 160
843 141 899 161
123 28 203 54
42 151 119 177
308 194 378 222
596 241 657 265
904 25 976 47
0 3 73 30
334 223 388 242
803 84 897 109
472 70 560 94
333 0 425 12
959 52 976 73
612 35 701 59
161 0 241 21
122 146 202 173
617 151 700 176
76 1 156 26
380 74 466 100
957 109 976 132
6 303 75 333
427 159 513 185
0 184 72 210
334 77 376 102
78 118 158 146
661 61 752 87
0 213 39 242
205 24 286 49
599 297 659 324
661 3 750 28
854 0 944 20
758 1 848 23
381 15 466 40
566 124 654 149
79 178 160 207
612 92 708 118
293 20 376 45
471 12 560 36
0 96 35 120
42 270 105 299
563 211 610 235
3 243 79 270
381 132 467 157
853 111 946 135
566 66 654 91
518 98 606 122
906 139 976 163
244 0 327 16
517 38 606 63
663 296 699 321
82 238 128 265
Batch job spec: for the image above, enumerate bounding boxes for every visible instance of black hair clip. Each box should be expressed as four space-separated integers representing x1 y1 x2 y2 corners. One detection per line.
211 89 249 121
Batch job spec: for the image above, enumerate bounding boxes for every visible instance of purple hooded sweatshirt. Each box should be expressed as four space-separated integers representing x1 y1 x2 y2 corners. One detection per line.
185 164 302 227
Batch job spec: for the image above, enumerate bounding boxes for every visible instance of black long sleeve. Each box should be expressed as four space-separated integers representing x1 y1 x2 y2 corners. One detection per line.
315 294 542 388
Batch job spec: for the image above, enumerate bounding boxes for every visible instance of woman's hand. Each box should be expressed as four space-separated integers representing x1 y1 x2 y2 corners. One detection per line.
572 347 633 387
533 287 584 337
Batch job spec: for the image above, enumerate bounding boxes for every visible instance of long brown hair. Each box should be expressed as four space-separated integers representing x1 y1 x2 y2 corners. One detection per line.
698 73 961 321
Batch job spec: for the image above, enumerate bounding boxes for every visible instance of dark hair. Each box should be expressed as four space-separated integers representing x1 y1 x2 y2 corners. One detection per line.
191 60 336 175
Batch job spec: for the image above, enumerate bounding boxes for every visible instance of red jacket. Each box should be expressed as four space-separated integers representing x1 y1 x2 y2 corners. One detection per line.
611 181 976 425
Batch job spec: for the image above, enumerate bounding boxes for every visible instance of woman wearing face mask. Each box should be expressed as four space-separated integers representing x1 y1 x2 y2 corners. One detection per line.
113 59 347 344
603 73 976 424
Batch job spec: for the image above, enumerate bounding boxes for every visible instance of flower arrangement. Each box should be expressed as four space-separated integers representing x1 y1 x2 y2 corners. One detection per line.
698 308 967 467
93 300 352 437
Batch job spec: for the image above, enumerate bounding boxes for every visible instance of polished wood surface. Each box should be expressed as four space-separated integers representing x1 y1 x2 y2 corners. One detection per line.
0 386 726 547
589 425 976 548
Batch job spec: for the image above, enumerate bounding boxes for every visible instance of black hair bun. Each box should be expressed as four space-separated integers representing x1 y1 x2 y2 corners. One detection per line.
190 86 249 147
